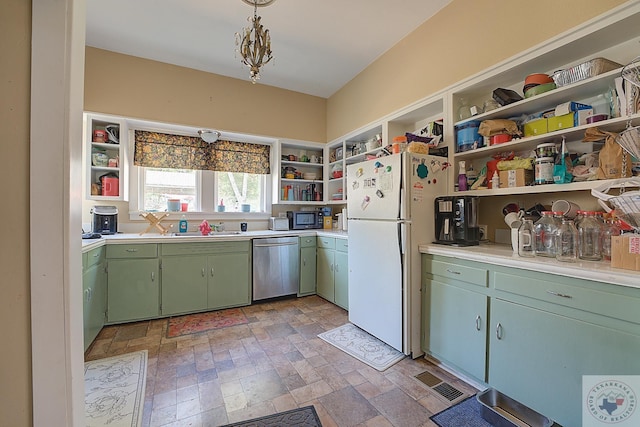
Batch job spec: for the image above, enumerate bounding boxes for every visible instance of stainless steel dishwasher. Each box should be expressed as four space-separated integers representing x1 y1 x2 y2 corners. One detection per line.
252 236 299 301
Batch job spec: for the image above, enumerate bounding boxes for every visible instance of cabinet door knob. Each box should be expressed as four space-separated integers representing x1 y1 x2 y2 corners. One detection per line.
330 263 334 272
151 271 155 282
496 323 503 340
303 258 306 266
446 269 461 275
126 248 138 252
475 315 481 331
211 268 214 277
202 268 205 277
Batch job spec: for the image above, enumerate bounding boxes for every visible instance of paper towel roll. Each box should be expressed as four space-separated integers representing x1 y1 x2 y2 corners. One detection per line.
342 208 348 231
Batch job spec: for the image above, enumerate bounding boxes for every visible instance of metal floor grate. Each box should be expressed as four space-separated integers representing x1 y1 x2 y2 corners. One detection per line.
432 382 464 401
415 371 443 387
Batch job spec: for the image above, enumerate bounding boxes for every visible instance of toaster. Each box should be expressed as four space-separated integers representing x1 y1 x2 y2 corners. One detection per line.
269 217 289 231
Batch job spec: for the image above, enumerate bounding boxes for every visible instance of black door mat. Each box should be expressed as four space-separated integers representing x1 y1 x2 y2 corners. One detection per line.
220 405 322 427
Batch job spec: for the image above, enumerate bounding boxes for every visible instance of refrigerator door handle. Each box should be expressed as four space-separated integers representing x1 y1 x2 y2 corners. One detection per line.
399 222 407 255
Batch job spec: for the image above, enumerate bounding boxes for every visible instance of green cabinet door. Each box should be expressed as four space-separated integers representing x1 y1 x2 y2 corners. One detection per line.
161 255 208 316
208 253 250 309
489 298 640 427
316 247 334 302
334 251 348 310
83 261 106 351
424 278 487 381
299 245 317 295
107 258 160 323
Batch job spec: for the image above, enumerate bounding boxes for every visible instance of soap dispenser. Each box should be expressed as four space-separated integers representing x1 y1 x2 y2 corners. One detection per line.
179 215 188 233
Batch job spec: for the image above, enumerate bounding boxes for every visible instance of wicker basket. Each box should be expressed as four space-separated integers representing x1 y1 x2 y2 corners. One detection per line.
552 57 622 87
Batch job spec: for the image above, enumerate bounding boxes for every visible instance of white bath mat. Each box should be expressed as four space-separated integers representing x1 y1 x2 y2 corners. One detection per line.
85 350 148 427
318 323 405 371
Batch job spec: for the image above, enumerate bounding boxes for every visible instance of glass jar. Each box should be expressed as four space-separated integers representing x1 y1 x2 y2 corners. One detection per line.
534 211 560 257
601 218 621 261
457 98 471 121
518 219 536 257
578 211 602 261
556 219 578 262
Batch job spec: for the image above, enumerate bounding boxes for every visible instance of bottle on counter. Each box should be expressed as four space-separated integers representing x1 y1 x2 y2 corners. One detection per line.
556 218 578 262
578 211 602 261
458 161 468 192
600 217 621 261
534 211 560 257
179 215 188 233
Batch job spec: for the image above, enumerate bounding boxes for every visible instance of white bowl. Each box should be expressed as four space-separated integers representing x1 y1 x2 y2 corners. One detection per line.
303 173 317 180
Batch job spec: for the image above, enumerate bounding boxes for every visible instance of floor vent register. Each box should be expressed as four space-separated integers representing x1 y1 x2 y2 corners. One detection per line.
415 371 465 402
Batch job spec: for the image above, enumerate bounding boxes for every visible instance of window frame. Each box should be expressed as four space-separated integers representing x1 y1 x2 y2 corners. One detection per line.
127 125 274 221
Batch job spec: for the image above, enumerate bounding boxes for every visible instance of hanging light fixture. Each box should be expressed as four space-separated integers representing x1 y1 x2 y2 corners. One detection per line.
235 0 275 84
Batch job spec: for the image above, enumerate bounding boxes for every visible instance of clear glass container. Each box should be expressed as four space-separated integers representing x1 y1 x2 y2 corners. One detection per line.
518 219 536 257
457 98 471 121
556 218 578 262
534 211 560 257
601 218 621 261
578 211 602 261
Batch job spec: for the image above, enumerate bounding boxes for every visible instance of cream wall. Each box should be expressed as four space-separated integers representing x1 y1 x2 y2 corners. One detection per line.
84 47 327 143
1 0 32 425
327 0 627 141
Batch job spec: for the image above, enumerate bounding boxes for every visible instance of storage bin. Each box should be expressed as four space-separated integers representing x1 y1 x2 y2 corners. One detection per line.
455 120 482 152
477 388 553 427
523 118 547 137
499 169 533 188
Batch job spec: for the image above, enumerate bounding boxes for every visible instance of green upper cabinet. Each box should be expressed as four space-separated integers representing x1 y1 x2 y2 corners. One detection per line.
161 255 208 316
299 236 317 296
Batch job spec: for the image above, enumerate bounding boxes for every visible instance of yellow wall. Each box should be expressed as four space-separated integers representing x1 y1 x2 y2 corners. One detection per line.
84 48 327 143
1 0 33 425
327 0 627 141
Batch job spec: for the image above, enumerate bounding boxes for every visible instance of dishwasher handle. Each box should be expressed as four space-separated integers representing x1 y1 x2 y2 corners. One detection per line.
254 242 298 248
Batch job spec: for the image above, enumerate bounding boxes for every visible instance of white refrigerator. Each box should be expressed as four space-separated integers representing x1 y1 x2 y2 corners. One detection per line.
346 152 448 355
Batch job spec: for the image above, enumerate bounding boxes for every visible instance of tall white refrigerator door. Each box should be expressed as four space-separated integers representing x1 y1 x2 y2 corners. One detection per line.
346 153 402 220
348 219 403 352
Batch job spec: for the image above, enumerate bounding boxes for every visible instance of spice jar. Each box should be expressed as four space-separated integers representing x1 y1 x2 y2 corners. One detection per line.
578 211 602 261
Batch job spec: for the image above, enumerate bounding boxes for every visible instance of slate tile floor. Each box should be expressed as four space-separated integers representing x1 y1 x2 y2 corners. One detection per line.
85 295 477 427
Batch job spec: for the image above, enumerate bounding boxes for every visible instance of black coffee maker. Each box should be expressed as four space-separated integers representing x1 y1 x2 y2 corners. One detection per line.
92 205 118 234
434 196 480 246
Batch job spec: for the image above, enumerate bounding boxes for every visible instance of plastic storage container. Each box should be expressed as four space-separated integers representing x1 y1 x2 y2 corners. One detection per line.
455 121 482 152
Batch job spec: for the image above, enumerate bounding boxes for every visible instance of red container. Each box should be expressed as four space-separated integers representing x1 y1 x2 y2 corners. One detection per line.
92 129 107 143
490 133 512 145
101 176 119 196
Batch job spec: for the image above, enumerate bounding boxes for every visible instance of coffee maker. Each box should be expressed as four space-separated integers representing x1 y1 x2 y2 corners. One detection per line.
92 205 118 234
434 196 480 246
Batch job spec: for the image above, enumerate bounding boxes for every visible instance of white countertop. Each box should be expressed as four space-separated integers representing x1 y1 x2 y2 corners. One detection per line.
82 229 348 251
419 242 639 289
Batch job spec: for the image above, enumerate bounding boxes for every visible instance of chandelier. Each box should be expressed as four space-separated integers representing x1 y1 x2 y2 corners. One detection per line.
235 0 275 84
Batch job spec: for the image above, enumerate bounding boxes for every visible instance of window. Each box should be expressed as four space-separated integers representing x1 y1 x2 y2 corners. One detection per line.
138 167 270 213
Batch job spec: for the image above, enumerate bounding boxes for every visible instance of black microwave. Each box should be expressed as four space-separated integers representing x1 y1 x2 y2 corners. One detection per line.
286 210 323 230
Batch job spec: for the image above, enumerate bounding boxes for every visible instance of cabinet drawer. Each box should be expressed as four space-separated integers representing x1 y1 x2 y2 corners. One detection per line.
85 246 105 268
299 236 317 248
106 244 158 259
317 237 335 249
494 271 640 325
336 238 348 253
161 241 249 256
428 260 488 288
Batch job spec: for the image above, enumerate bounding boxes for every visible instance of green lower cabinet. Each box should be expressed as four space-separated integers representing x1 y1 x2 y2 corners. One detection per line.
82 259 106 351
107 258 160 323
489 298 640 427
334 251 348 310
161 255 208 316
208 253 250 309
316 247 335 302
299 237 317 296
424 278 487 381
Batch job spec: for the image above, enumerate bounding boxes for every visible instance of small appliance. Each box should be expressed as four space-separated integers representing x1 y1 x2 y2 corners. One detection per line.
92 205 118 235
434 196 480 246
268 216 289 231
286 210 323 230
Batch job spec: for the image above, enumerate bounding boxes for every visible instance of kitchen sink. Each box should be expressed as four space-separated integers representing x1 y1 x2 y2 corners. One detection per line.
171 231 243 237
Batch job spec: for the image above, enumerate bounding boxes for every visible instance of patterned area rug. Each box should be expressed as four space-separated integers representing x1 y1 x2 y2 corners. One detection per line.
167 308 248 338
85 350 148 427
430 395 492 427
317 323 405 371
221 405 322 427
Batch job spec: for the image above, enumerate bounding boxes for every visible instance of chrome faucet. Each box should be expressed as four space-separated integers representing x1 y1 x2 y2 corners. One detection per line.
212 222 225 233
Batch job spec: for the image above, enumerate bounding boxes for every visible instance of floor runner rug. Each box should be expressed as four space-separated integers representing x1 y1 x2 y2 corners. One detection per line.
167 307 248 338
221 405 322 427
317 323 405 371
85 350 148 427
430 395 492 427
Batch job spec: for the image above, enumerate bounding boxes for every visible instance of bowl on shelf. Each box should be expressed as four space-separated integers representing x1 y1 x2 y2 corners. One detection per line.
524 82 556 98
332 170 343 179
303 173 317 180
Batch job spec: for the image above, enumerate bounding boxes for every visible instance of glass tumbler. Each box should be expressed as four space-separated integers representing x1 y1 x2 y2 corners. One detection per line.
518 219 536 257
556 219 578 262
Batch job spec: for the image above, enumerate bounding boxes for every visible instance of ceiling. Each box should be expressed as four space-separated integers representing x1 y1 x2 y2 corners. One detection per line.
85 0 452 98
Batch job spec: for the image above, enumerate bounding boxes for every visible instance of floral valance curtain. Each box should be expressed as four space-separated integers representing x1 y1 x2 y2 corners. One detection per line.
134 130 270 174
